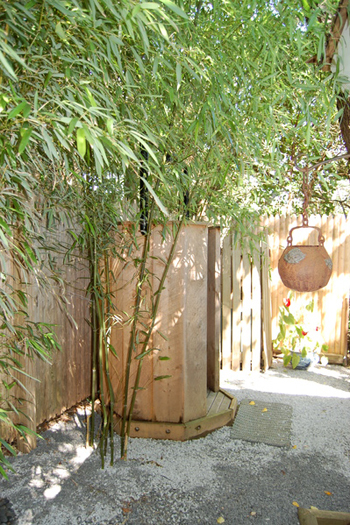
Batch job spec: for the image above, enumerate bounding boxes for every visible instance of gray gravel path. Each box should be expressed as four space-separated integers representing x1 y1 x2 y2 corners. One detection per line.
1 360 350 525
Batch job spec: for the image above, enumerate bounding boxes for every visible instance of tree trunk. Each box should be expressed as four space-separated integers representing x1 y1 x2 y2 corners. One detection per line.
337 95 350 156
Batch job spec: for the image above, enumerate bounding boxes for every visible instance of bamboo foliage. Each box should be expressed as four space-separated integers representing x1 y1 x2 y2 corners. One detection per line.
1 0 349 477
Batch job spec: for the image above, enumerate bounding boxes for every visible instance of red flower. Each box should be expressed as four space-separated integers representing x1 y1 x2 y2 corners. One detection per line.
283 298 291 308
302 331 308 336
316 326 319 331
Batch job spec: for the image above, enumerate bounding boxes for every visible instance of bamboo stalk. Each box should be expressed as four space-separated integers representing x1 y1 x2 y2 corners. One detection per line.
103 252 115 465
120 202 156 459
97 293 108 469
89 236 98 447
124 216 185 456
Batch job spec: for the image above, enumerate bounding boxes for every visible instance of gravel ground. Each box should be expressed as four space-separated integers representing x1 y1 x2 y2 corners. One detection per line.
1 359 350 525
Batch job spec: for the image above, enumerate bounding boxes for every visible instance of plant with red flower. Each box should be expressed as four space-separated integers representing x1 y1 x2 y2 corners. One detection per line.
283 298 291 308
273 294 328 369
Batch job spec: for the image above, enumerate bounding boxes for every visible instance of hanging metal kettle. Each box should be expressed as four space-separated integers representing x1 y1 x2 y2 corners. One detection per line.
278 220 332 292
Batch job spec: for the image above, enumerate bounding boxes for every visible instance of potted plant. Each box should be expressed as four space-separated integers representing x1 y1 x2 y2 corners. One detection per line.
273 293 328 369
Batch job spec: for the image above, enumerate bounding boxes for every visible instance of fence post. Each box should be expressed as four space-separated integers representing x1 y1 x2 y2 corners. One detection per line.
207 227 221 392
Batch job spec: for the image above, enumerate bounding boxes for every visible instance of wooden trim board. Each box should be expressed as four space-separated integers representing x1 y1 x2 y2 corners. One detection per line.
298 507 350 525
113 389 238 441
320 353 347 365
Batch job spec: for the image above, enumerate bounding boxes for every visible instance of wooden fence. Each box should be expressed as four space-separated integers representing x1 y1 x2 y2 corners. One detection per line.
2 215 350 452
0 225 91 450
221 215 350 372
221 234 272 372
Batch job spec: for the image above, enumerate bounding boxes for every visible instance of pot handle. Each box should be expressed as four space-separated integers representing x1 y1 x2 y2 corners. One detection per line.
286 225 325 247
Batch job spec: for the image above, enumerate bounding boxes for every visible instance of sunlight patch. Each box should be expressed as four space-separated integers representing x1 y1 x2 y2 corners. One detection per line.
69 444 94 466
44 484 61 500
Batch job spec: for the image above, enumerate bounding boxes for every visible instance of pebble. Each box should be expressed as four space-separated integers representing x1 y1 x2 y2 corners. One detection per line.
0 498 17 524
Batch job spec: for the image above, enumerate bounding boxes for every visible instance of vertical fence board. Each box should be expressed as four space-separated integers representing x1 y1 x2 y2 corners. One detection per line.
231 243 242 371
221 234 232 370
241 250 251 371
207 227 221 392
261 239 273 370
251 241 261 372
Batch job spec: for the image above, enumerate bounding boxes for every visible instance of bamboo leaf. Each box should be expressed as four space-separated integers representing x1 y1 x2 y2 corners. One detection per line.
76 128 87 158
157 0 188 19
68 117 79 136
55 22 67 40
16 424 43 439
140 177 169 216
42 128 59 160
0 50 17 80
0 465 10 480
156 330 168 341
0 439 16 457
176 62 182 91
7 101 30 120
18 127 33 154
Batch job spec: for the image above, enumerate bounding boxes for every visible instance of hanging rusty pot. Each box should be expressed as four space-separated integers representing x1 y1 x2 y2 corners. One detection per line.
278 225 332 292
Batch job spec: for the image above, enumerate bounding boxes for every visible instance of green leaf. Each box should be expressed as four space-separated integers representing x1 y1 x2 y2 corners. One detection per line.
292 353 300 369
139 2 160 9
44 71 53 89
16 424 43 439
42 128 59 160
7 101 30 120
68 117 79 136
305 299 314 312
0 217 12 236
283 354 292 367
176 62 182 91
0 464 10 480
158 356 170 361
140 177 169 217
106 118 114 135
156 330 168 341
157 0 188 19
76 128 86 158
55 22 67 40
0 50 17 80
135 348 154 360
282 313 295 325
0 439 16 457
154 375 172 381
18 127 33 154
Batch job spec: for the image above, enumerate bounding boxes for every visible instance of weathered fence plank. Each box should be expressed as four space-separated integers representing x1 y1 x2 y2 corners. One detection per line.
251 241 262 372
221 235 269 372
231 247 242 371
221 234 232 370
241 251 252 371
207 227 221 392
261 240 273 370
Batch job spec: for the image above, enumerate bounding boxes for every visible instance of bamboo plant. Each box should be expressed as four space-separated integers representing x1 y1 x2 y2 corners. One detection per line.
0 0 348 477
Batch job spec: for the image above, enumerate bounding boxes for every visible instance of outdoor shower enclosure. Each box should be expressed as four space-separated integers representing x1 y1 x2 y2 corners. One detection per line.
107 223 236 440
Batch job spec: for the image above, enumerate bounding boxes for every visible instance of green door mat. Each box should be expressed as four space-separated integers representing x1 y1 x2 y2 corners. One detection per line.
231 399 292 447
